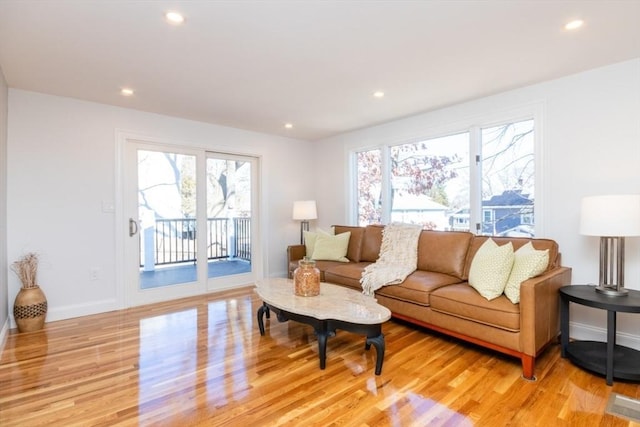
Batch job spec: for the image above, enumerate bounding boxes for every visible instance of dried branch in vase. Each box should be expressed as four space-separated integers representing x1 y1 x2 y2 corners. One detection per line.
11 253 39 289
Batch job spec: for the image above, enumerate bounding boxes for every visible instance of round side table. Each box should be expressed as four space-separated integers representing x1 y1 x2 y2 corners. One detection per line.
560 284 640 385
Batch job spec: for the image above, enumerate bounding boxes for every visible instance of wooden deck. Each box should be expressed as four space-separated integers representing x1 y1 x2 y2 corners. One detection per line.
140 259 251 289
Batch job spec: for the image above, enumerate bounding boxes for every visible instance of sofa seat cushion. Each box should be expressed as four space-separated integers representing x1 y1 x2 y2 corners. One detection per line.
430 283 520 332
375 271 463 306
324 262 372 290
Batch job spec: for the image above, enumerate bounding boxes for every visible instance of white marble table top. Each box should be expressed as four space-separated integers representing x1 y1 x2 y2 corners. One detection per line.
255 278 391 325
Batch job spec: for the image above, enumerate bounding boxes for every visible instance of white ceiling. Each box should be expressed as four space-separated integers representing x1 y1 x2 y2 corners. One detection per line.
1 1 639 141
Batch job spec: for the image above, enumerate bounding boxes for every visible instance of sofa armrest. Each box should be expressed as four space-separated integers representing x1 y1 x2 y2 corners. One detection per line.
519 266 572 356
287 245 306 278
287 244 306 262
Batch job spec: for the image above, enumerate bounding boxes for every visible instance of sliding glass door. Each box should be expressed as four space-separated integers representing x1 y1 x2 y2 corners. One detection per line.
205 153 254 280
123 140 258 307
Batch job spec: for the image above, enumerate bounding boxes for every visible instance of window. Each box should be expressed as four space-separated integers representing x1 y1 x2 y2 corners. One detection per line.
521 211 534 225
480 120 535 236
356 149 382 225
354 118 536 236
483 209 493 224
388 133 469 230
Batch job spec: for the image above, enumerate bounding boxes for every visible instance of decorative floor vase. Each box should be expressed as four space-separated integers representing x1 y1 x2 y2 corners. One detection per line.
14 286 48 332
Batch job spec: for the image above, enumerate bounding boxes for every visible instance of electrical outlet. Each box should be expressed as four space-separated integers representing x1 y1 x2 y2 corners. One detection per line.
90 268 100 281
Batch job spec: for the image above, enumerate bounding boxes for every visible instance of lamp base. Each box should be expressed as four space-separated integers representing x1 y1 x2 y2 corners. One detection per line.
595 236 629 297
595 286 629 297
300 220 310 245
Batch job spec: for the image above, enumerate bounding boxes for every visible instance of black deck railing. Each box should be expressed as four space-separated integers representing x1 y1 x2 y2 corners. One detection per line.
143 217 251 266
234 217 251 261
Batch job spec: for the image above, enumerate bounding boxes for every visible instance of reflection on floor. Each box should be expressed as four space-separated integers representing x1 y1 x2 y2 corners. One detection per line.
140 259 251 289
2 287 635 425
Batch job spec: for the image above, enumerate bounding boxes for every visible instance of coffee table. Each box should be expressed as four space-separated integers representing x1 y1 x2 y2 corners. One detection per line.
255 277 391 375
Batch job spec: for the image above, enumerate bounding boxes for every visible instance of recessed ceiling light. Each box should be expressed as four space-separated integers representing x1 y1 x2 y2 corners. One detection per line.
373 91 385 98
165 11 185 25
284 123 293 129
121 88 134 96
564 19 584 31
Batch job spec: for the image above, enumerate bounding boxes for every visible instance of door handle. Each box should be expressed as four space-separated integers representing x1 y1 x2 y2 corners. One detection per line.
129 218 139 237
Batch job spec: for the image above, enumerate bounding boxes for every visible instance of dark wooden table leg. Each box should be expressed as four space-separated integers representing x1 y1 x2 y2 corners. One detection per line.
257 303 268 336
606 310 616 386
365 334 385 375
317 322 329 370
560 294 569 358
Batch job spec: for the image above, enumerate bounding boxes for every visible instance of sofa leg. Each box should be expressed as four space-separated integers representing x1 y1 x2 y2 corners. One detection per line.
521 355 536 381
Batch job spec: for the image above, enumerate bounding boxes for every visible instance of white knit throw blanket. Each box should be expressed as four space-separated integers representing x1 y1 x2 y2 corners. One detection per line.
360 223 423 296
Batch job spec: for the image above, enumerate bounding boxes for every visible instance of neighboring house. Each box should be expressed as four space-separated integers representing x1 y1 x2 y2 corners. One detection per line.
449 208 471 232
391 194 449 230
482 190 534 236
447 190 534 236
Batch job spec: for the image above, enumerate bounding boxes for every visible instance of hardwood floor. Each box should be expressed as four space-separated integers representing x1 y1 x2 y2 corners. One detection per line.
1 286 639 426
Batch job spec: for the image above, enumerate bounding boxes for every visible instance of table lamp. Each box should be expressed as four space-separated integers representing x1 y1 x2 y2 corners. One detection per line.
293 200 317 244
580 194 640 296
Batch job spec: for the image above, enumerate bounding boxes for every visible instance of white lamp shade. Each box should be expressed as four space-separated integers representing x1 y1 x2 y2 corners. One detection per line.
292 200 317 220
580 194 640 236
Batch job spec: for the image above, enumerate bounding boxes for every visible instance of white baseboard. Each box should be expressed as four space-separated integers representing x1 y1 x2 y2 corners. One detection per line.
0 318 8 353
48 298 121 322
8 298 121 329
570 320 640 351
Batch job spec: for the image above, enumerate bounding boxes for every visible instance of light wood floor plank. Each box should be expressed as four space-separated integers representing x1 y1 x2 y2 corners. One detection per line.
1 285 639 426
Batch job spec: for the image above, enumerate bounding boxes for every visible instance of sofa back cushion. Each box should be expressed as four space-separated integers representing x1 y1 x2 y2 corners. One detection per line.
333 225 365 262
463 235 559 279
360 224 384 262
416 230 473 280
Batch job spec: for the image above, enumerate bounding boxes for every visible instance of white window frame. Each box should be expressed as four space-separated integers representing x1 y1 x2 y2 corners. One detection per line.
350 102 545 236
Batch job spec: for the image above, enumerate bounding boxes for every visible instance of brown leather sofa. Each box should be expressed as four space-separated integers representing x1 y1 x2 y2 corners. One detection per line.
287 224 572 380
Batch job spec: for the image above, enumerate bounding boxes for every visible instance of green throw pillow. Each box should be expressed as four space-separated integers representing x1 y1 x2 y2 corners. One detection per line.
311 231 351 262
468 239 515 300
303 228 332 257
504 242 549 304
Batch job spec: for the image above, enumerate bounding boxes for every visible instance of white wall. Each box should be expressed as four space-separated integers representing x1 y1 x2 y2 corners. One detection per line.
6 59 640 347
7 90 316 323
314 58 640 348
0 65 8 345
